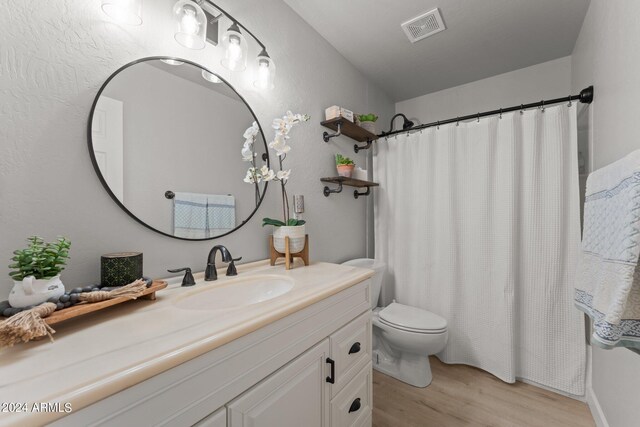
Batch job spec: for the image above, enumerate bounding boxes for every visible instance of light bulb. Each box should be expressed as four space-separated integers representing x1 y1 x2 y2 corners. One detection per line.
221 22 247 71
255 61 270 89
253 49 275 90
180 8 199 35
202 70 221 83
102 0 142 26
173 0 207 50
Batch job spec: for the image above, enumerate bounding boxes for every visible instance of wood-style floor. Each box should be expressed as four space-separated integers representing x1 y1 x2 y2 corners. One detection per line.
372 357 595 427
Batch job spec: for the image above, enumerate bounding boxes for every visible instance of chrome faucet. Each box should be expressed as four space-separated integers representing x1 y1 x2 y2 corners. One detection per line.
205 245 241 281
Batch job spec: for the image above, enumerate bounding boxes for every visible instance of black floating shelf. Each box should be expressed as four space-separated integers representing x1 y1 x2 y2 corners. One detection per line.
321 118 378 153
321 177 379 199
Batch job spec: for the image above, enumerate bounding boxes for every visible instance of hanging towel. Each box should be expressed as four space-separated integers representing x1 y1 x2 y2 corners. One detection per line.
173 192 209 239
206 194 236 235
173 192 236 239
575 149 640 350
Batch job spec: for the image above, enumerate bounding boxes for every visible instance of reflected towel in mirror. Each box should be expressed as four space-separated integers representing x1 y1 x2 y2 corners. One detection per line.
173 192 235 239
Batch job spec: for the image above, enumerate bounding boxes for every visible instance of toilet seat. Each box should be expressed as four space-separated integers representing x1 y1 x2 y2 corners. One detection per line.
378 302 447 334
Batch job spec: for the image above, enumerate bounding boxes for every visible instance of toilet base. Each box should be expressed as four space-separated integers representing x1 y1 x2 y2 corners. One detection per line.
372 349 433 388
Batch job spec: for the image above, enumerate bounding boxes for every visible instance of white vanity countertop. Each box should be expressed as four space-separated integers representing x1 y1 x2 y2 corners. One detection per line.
0 260 373 426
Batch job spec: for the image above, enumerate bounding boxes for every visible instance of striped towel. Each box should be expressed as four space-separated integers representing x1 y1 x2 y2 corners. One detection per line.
575 150 640 351
173 192 235 239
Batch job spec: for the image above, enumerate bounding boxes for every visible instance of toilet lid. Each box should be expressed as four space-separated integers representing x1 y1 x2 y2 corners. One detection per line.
379 302 447 332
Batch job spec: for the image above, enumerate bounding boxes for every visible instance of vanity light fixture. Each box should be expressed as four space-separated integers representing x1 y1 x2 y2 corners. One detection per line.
101 0 143 25
221 22 248 71
161 59 185 66
201 70 221 83
253 48 275 90
173 0 207 50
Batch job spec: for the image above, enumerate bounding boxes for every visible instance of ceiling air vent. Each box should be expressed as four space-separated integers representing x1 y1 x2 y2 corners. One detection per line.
401 8 446 43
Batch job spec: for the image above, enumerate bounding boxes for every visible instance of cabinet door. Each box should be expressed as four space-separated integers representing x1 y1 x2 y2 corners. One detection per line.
193 407 226 427
227 339 331 427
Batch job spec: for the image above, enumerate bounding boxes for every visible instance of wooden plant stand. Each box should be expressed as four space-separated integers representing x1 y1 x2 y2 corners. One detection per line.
269 235 309 270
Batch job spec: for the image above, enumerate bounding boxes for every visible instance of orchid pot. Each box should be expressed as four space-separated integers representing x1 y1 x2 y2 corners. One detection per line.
273 225 306 253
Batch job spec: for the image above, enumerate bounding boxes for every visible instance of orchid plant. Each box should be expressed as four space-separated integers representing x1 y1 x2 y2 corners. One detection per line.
242 111 310 227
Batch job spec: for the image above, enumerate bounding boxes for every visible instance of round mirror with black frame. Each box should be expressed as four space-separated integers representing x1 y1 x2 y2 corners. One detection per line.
88 56 269 240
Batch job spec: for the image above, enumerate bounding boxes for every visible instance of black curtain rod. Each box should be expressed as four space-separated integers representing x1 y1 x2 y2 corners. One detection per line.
379 85 594 138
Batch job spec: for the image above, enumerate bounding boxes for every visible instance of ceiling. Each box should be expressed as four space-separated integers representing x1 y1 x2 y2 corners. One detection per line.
284 0 590 101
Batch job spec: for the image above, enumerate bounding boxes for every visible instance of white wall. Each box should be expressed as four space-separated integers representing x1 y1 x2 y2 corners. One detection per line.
396 56 572 125
0 0 394 297
572 1 640 426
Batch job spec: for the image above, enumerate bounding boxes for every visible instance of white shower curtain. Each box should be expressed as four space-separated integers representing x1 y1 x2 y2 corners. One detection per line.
374 104 586 395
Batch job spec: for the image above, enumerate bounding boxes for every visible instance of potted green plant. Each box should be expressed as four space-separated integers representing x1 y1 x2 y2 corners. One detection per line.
242 111 310 254
336 153 355 178
358 113 378 134
8 236 70 308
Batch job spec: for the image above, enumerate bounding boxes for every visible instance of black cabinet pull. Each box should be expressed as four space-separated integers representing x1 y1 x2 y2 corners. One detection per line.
348 398 361 413
348 342 361 354
326 358 335 384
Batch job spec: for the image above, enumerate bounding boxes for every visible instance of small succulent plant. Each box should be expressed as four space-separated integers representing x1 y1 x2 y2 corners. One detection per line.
336 154 355 166
358 114 378 122
9 236 71 281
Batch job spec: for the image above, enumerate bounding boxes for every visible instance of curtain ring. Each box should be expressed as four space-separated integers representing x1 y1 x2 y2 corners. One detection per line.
499 108 503 119
477 113 480 123
456 117 460 127
540 100 545 112
437 120 440 130
520 104 524 115
568 95 572 107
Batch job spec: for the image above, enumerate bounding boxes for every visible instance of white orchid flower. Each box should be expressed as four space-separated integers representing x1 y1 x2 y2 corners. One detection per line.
243 121 259 139
269 135 291 157
261 166 276 181
272 118 292 135
276 169 291 182
244 167 260 184
241 146 254 161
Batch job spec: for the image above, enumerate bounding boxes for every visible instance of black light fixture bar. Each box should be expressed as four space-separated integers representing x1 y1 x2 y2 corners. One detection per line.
202 0 267 50
380 86 594 138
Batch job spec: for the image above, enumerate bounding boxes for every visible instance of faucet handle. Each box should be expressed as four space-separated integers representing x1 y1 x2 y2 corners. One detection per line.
167 267 196 287
226 257 242 277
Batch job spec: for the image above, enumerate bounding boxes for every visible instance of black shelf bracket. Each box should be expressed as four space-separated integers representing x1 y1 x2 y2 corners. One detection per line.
354 139 373 153
323 181 343 197
354 187 371 199
323 121 342 142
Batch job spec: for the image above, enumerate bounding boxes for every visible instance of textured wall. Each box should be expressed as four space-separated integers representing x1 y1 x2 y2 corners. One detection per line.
0 0 393 296
571 0 640 425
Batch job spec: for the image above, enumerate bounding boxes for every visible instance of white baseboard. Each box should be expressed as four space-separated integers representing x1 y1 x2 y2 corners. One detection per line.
586 385 609 427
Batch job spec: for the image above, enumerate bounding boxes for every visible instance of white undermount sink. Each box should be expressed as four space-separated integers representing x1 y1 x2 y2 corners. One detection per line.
174 275 294 311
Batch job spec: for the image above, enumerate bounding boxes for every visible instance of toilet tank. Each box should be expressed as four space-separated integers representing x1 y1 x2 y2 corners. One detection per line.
342 258 386 309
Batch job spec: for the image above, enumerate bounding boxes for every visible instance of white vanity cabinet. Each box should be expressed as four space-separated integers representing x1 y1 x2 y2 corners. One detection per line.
224 312 372 427
227 339 331 427
54 278 372 427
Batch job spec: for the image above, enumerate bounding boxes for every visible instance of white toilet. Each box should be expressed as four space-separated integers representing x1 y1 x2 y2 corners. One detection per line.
342 258 448 388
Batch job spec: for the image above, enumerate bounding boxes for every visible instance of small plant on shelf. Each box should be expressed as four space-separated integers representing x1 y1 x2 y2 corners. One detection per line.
358 114 378 123
358 113 378 134
336 153 356 178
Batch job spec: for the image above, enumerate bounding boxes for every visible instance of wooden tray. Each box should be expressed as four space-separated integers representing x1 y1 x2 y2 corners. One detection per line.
2 281 168 326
